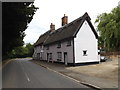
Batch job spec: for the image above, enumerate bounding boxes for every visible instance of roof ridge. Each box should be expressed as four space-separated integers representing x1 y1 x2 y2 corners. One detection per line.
50 15 83 36
34 12 97 46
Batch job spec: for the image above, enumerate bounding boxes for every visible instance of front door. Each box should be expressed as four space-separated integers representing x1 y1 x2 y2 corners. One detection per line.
47 53 49 62
64 52 68 65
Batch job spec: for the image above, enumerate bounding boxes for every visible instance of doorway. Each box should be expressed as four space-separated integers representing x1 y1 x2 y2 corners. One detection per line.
47 53 49 62
64 52 68 65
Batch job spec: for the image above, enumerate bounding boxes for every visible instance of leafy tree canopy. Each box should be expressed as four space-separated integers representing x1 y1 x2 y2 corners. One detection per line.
25 43 34 57
10 43 34 58
95 6 120 51
2 2 38 59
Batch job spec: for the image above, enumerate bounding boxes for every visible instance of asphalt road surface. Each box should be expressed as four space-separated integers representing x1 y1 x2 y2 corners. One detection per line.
2 58 89 88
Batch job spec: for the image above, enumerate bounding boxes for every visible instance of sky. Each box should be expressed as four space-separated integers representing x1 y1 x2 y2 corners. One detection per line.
23 0 120 44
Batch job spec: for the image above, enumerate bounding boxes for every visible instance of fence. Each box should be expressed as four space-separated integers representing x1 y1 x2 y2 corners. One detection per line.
101 51 120 60
101 51 120 56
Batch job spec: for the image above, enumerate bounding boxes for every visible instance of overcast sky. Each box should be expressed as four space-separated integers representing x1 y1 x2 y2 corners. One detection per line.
23 0 120 44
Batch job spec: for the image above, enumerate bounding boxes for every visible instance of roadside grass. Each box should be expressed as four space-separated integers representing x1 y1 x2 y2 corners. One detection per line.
2 59 15 68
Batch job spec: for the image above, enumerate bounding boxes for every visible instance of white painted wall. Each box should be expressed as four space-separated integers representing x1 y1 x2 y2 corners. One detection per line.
43 40 74 63
33 20 99 64
33 40 74 63
74 20 100 63
33 45 42 59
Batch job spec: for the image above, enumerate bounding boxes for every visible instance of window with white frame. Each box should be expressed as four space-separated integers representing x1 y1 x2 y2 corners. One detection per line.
57 52 62 61
46 45 49 50
67 40 71 46
57 42 61 48
47 53 52 61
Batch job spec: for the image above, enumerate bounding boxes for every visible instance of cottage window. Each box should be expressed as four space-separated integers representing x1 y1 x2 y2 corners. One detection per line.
46 46 49 50
67 40 71 46
47 53 52 61
83 50 87 56
40 46 42 49
57 52 62 61
57 42 61 48
37 53 40 59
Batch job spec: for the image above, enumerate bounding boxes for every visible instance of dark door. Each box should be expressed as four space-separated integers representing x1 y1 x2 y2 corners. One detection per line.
47 53 49 62
64 52 68 65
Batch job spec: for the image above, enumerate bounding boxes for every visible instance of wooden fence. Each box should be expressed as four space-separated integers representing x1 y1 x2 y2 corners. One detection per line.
101 51 120 56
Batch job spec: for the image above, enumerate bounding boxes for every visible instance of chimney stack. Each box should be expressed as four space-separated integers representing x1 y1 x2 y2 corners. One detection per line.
50 23 55 32
62 14 68 26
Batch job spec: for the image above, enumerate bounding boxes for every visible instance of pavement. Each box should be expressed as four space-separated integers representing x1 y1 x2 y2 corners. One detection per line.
2 58 90 88
31 59 119 89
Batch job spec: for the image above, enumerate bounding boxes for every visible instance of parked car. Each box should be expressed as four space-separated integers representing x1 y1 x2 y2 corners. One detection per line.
100 56 107 62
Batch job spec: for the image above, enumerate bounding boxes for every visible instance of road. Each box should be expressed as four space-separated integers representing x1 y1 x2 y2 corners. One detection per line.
2 58 89 88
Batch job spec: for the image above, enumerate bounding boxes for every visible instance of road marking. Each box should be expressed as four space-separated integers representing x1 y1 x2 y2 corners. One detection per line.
25 73 30 82
19 61 30 82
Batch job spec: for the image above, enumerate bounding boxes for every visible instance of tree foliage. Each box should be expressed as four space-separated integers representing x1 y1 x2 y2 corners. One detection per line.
95 6 120 51
2 2 38 59
25 43 34 57
10 43 34 58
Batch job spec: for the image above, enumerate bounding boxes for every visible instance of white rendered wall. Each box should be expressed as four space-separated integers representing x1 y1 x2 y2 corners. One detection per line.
74 20 99 63
43 40 74 63
33 45 42 59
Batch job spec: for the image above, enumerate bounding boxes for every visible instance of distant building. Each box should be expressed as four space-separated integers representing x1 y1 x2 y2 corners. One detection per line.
33 12 100 65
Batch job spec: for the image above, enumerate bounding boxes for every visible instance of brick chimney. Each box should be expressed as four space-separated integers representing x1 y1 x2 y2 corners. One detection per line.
62 14 68 26
50 23 55 32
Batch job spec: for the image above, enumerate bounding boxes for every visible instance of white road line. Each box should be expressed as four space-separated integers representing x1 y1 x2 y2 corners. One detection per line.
19 61 30 82
25 73 30 82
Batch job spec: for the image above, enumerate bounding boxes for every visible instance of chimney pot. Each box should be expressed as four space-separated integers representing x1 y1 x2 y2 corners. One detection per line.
50 23 55 32
62 14 68 26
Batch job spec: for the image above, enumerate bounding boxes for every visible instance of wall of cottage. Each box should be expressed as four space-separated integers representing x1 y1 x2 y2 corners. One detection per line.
74 20 100 63
33 45 42 59
33 20 100 64
43 40 74 63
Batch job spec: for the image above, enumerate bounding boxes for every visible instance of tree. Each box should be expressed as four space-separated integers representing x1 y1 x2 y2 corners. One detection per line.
95 6 120 51
11 46 28 58
2 2 38 59
9 43 34 58
25 43 34 57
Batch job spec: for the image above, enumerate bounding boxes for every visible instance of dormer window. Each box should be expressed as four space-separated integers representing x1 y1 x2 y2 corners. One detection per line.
67 40 71 46
57 42 61 48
